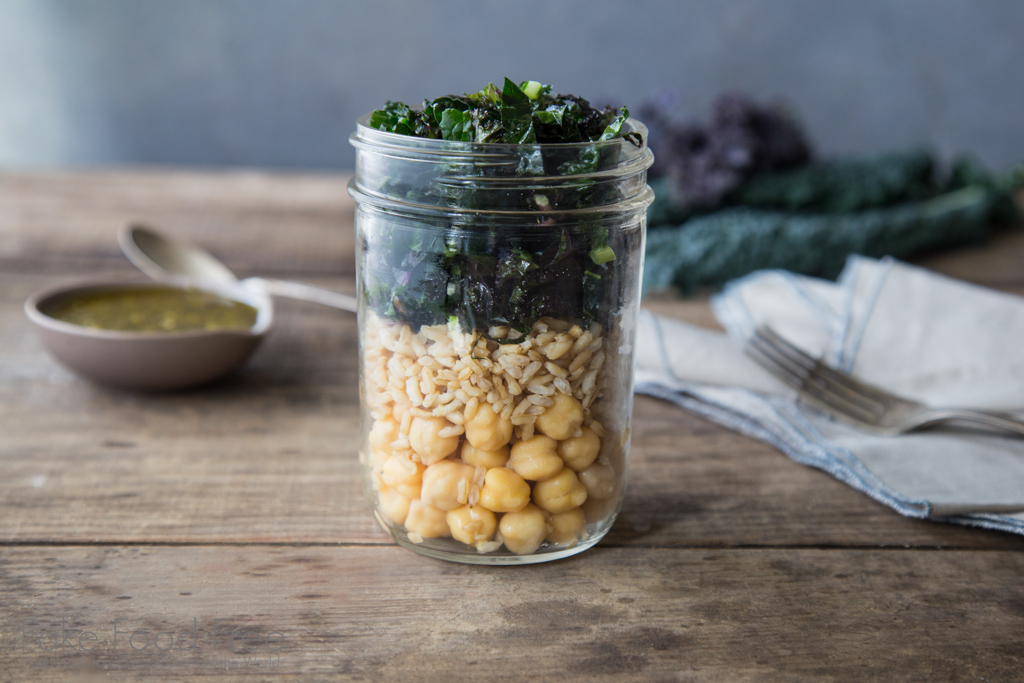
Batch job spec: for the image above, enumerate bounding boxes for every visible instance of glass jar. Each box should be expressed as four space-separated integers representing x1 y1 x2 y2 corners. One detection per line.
348 115 653 564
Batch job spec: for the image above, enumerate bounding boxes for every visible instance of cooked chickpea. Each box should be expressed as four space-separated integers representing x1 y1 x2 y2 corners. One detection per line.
378 487 413 525
535 394 584 440
579 462 616 500
460 441 509 469
421 460 475 511
532 468 588 514
557 426 601 472
464 404 514 451
409 416 461 465
380 454 425 499
369 417 399 449
508 435 563 481
369 447 391 470
478 467 531 513
404 500 451 539
546 507 586 546
500 504 548 555
446 505 497 547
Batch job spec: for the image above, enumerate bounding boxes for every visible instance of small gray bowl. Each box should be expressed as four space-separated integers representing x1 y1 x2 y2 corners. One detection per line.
25 279 274 391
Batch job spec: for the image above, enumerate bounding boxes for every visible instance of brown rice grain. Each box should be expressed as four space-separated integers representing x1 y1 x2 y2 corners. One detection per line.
526 382 554 396
465 397 480 421
544 362 569 378
521 361 543 384
568 349 592 372
438 424 465 439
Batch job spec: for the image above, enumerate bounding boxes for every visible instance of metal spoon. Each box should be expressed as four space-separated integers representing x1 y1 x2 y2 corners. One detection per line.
119 224 358 312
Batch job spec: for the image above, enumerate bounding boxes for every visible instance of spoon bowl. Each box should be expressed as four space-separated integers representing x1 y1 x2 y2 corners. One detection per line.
25 279 273 391
119 224 359 312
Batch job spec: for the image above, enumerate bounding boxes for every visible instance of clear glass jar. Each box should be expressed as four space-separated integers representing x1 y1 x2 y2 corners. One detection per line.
348 115 653 564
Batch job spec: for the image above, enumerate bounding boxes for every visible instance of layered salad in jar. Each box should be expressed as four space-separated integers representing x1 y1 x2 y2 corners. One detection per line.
352 79 651 559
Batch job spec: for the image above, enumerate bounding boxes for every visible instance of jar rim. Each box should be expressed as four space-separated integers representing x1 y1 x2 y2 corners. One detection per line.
349 112 654 218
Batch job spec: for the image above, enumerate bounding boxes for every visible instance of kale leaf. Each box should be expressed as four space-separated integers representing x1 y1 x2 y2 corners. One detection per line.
363 80 641 332
369 78 628 145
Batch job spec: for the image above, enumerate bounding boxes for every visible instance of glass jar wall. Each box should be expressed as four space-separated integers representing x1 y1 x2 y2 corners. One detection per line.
348 117 653 563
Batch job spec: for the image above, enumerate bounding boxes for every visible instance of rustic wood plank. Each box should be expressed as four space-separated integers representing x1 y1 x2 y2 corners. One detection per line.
1 545 1022 682
5 270 1024 550
0 169 356 276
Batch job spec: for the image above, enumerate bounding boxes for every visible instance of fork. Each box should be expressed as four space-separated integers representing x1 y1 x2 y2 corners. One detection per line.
745 326 1024 437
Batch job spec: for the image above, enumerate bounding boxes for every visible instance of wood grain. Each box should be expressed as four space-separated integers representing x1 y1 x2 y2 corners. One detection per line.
0 169 356 276
3 169 1024 681
2 546 1023 682
5 269 1023 550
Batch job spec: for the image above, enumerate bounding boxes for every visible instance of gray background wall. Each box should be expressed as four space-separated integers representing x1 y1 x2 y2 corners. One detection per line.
2 0 1022 171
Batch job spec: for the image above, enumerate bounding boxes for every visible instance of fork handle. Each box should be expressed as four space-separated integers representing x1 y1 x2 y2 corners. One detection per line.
918 409 1024 437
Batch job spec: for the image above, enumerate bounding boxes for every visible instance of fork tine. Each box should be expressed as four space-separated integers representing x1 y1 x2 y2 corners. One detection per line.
747 329 883 423
756 327 888 411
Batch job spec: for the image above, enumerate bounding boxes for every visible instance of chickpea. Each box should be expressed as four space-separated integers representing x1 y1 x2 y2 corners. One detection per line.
404 500 451 539
508 435 563 481
380 453 425 500
546 507 586 546
464 404 514 451
579 462 616 500
535 394 584 440
499 504 548 555
369 446 391 470
446 505 497 547
460 441 509 469
409 416 461 465
369 417 399 450
478 467 531 513
421 460 475 511
378 487 412 525
557 426 601 472
532 468 588 514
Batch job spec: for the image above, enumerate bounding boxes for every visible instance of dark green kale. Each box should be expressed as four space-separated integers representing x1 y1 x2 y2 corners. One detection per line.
362 79 642 332
369 78 630 145
724 150 941 213
643 184 1017 295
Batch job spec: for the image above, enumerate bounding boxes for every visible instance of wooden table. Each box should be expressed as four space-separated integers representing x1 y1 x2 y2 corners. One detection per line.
2 170 1023 681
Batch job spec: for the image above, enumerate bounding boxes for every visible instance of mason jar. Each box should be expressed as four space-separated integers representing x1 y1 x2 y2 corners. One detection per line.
348 115 653 564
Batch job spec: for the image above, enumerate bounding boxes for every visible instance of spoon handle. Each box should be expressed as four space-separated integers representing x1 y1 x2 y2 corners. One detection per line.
245 277 358 313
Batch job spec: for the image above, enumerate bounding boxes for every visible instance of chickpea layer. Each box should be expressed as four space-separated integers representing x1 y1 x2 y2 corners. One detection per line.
363 314 616 555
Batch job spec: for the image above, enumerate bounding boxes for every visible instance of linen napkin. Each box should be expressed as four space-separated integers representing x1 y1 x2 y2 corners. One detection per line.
635 255 1024 535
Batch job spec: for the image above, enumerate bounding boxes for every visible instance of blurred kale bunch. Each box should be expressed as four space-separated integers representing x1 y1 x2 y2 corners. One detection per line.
639 91 1024 295
639 91 812 207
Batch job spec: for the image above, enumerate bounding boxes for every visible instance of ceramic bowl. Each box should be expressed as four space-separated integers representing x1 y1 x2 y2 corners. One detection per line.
24 279 273 391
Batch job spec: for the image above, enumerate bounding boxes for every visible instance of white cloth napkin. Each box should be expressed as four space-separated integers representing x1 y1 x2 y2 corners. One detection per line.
635 255 1024 535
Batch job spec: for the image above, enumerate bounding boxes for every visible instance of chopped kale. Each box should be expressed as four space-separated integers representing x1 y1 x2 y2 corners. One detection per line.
369 78 628 146
361 79 643 331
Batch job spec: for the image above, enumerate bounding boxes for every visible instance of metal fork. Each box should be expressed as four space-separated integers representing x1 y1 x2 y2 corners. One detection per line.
745 326 1024 437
